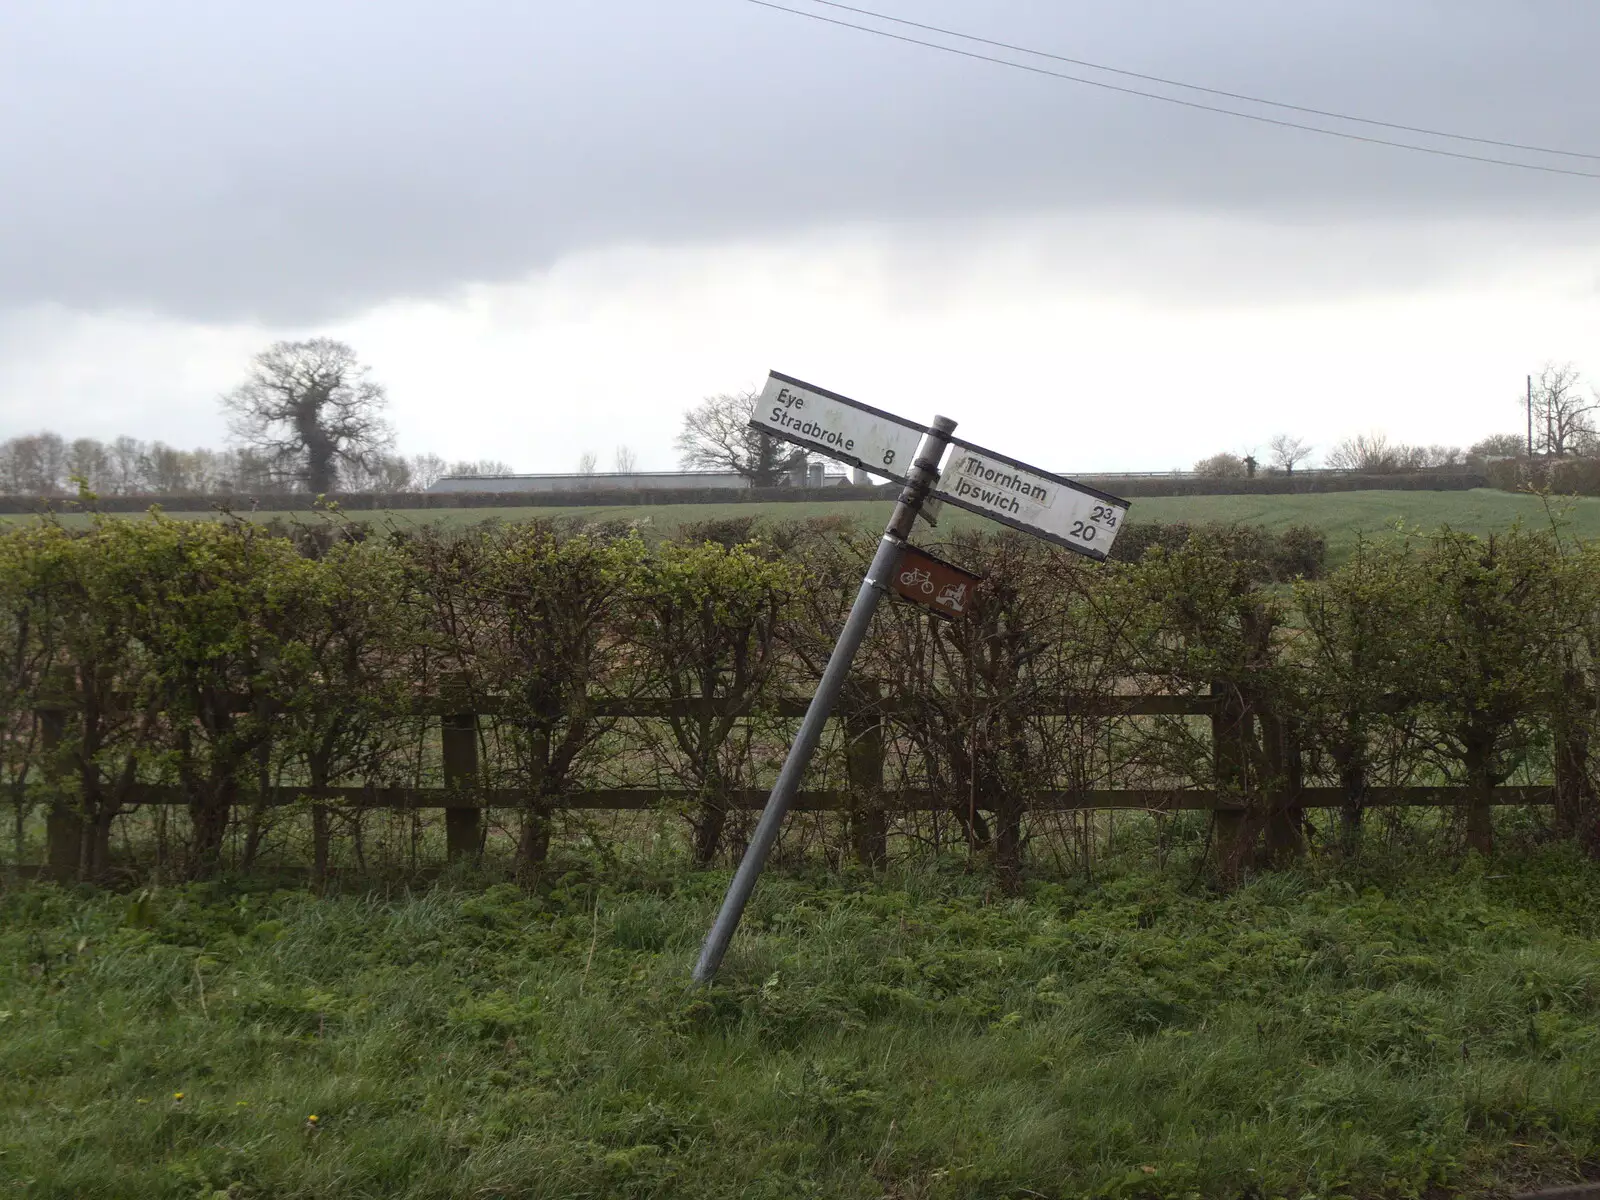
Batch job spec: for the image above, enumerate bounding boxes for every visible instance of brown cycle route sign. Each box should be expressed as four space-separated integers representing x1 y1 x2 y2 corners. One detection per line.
890 544 983 620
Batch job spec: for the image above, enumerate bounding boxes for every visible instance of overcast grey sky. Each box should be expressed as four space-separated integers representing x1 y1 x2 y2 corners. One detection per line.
2 0 1598 470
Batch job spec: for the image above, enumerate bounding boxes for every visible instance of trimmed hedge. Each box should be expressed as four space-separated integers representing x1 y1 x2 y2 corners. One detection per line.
1488 456 1600 497
3 513 1595 881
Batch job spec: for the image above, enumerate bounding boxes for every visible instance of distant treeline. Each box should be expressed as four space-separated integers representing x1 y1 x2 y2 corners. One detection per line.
1488 457 1600 498
0 431 511 496
0 473 1493 515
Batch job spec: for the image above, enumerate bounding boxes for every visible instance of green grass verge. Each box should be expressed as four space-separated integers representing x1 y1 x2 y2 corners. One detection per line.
8 844 1600 1197
12 489 1596 564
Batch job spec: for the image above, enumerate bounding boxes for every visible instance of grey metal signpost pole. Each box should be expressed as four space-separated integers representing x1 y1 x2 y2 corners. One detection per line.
691 415 957 985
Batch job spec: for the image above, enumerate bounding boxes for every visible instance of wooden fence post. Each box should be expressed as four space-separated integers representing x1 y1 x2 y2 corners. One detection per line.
241 697 273 870
845 681 886 868
519 729 551 870
441 677 481 862
311 802 331 887
1336 748 1367 855
40 706 78 881
1554 663 1597 846
1260 704 1304 863
1211 679 1253 878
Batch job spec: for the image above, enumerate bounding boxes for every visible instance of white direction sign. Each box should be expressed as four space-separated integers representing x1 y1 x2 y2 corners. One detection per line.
934 439 1129 561
695 374 1137 983
750 372 926 484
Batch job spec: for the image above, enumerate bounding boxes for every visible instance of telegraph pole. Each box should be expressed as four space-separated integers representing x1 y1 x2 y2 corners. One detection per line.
1527 374 1534 458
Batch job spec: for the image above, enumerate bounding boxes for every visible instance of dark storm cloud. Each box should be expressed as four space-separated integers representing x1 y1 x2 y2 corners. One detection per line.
2 0 1596 323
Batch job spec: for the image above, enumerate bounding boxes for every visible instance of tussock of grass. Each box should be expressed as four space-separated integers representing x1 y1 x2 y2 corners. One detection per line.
7 848 1600 1197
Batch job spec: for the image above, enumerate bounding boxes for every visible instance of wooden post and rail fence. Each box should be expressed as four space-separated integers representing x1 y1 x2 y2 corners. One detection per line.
33 688 1582 877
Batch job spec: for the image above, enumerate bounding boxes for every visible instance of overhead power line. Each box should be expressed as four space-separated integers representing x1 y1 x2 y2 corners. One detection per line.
744 0 1600 181
796 0 1600 163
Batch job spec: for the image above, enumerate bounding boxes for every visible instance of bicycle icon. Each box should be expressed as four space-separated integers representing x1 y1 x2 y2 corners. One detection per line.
899 566 934 594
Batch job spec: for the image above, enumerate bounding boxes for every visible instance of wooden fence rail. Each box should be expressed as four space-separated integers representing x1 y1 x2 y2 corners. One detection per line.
30 691 1576 874
100 783 1559 813
32 693 1224 719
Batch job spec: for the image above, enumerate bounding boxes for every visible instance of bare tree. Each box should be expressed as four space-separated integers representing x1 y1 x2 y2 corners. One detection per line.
1325 432 1461 472
105 436 146 493
614 445 637 474
343 454 413 492
675 389 788 486
1528 362 1598 457
373 455 413 491
1268 434 1314 473
1470 433 1526 460
67 438 111 491
0 442 20 493
0 433 68 493
407 453 449 491
0 421 490 498
231 448 284 493
1326 432 1397 472
1399 444 1462 469
447 459 514 478
577 451 598 475
1192 451 1247 478
144 443 197 492
221 339 394 494
0 432 311 496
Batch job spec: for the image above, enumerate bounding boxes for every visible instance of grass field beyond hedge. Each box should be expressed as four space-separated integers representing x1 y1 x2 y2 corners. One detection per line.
9 844 1600 1198
17 488 1598 565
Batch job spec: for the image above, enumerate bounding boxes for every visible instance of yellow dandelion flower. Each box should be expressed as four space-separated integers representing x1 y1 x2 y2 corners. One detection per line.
172 1092 184 1101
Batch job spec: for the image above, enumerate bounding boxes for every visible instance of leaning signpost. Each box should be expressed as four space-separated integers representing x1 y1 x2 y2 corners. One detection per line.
690 372 1131 984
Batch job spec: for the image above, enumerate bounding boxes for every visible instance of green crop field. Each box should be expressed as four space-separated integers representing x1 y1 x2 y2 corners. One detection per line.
12 488 1600 563
9 839 1600 1198
1130 488 1600 553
